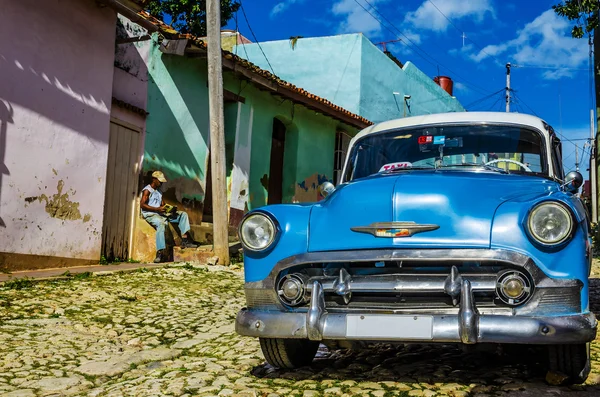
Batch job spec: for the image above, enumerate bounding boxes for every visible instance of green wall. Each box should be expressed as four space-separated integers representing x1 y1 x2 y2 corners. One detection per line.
144 35 360 224
145 38 210 211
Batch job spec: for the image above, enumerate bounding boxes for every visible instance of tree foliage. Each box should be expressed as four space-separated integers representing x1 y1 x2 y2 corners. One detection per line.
553 0 599 38
146 0 240 37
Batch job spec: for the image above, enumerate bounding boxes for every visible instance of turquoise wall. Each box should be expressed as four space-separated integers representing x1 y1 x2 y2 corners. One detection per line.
232 34 363 117
144 34 359 226
144 37 211 224
235 33 465 123
358 37 464 121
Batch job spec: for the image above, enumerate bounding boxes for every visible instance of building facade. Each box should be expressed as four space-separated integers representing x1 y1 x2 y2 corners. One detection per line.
0 0 136 270
234 34 465 123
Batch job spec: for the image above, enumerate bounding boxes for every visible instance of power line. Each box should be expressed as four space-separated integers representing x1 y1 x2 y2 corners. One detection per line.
512 64 588 71
463 88 505 109
511 91 592 158
487 92 504 111
239 0 276 75
356 0 493 96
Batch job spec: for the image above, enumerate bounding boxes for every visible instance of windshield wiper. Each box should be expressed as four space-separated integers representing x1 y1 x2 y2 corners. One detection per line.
439 163 509 174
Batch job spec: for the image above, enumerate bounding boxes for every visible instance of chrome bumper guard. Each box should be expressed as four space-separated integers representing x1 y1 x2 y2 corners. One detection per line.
236 279 597 344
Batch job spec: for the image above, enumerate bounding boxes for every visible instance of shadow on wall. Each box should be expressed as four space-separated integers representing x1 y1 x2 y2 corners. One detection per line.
143 68 208 225
0 51 111 147
0 100 14 228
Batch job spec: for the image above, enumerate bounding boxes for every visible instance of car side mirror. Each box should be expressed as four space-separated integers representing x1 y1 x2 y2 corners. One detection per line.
319 182 335 198
563 171 583 193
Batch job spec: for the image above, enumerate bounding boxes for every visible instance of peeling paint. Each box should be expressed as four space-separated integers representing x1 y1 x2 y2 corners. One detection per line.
52 168 58 176
293 173 330 203
83 213 92 223
24 180 82 221
260 174 269 191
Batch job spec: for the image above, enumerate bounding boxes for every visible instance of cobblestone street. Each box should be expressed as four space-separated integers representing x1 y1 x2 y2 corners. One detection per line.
1 263 600 397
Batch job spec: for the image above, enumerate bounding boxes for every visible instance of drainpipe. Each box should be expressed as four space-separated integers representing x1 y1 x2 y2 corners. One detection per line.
99 0 159 33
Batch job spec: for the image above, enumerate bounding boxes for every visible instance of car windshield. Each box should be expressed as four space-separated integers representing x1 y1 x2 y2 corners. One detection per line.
345 124 548 181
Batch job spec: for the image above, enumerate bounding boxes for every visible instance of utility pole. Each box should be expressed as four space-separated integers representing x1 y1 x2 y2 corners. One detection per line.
207 0 230 265
505 63 511 113
591 109 597 223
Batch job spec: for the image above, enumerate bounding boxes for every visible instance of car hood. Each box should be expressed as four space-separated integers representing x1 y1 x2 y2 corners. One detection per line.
308 171 559 252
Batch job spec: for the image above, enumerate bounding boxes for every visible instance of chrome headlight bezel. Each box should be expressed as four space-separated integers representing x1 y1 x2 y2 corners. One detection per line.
238 211 280 252
525 201 575 248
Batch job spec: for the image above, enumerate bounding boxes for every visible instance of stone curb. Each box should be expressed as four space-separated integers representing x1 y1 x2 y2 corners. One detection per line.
0 261 243 284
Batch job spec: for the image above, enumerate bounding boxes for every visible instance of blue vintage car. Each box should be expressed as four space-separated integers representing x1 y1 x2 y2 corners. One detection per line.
235 112 597 384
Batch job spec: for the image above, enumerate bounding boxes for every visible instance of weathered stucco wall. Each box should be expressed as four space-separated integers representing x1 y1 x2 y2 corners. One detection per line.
0 0 116 266
135 34 360 258
222 82 357 210
235 33 465 123
112 15 151 262
144 39 211 225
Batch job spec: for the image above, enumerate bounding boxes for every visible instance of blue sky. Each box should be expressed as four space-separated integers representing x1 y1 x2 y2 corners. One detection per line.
224 0 595 179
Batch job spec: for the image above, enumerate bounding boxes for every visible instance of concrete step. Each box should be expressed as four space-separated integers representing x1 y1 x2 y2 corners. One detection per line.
173 246 216 264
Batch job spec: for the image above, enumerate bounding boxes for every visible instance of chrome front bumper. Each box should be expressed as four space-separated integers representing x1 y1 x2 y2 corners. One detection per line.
236 279 597 344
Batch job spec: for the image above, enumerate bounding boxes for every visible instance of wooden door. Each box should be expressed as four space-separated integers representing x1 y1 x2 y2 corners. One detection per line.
268 119 286 204
101 120 142 261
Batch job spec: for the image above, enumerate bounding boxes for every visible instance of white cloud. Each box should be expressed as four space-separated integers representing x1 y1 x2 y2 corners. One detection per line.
331 0 387 36
453 81 470 93
387 31 422 56
405 0 495 32
470 9 588 79
270 0 301 18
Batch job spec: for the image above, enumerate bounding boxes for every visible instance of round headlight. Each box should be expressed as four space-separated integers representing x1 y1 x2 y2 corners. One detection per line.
240 213 277 251
527 202 573 245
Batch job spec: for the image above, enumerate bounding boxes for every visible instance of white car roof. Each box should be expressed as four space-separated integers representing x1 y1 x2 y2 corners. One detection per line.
351 112 552 143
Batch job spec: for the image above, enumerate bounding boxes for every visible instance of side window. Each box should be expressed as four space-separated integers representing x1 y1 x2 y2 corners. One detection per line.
333 130 351 185
552 137 564 180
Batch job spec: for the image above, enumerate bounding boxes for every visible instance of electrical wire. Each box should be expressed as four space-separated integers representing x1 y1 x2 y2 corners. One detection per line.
239 0 276 75
512 90 592 159
486 92 504 111
463 88 505 110
234 9 250 62
355 0 494 96
512 64 588 71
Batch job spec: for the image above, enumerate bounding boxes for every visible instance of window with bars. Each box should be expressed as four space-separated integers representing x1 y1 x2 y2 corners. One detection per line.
333 130 351 185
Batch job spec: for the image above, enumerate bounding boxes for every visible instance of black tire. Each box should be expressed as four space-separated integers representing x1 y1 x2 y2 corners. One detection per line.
547 343 591 385
259 338 319 369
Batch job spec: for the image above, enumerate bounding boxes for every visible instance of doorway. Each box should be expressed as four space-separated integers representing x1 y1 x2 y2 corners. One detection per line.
268 118 286 204
101 119 142 261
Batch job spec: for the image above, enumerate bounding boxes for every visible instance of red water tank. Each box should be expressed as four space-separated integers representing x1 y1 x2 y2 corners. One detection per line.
433 76 453 96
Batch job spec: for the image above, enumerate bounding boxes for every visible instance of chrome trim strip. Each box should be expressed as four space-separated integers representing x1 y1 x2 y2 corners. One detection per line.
351 222 440 237
305 272 498 295
246 249 536 290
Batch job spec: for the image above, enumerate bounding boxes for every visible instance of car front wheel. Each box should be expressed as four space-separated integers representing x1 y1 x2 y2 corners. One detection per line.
259 338 319 369
547 343 591 385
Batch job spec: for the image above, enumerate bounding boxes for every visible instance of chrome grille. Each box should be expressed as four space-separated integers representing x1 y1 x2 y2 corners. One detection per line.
245 288 279 308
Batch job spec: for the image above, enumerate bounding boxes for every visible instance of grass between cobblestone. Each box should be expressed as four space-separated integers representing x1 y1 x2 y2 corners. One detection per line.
0 262 599 396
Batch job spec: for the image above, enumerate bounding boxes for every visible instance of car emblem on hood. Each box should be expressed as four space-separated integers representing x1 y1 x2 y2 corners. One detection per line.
351 222 440 238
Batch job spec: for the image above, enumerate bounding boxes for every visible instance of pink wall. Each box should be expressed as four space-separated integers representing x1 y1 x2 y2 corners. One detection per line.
0 0 117 261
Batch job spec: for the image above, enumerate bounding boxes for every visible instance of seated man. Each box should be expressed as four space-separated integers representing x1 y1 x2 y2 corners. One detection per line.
141 171 198 263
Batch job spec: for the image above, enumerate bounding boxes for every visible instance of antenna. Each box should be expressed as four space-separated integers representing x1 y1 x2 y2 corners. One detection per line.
505 63 511 112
